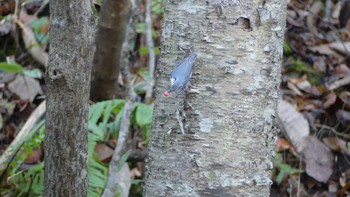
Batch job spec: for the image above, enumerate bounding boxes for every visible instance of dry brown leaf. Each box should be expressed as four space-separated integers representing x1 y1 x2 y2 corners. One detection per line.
323 137 350 154
8 75 42 102
336 110 350 126
308 44 343 60
334 64 350 76
14 10 48 67
313 57 327 73
296 80 311 91
289 74 307 84
287 82 303 96
94 143 114 163
277 100 310 153
278 100 334 183
339 1 350 28
329 76 350 90
323 93 337 109
327 181 339 193
329 42 350 55
302 136 334 183
339 91 350 109
131 167 142 177
24 148 42 164
306 1 324 39
0 19 14 36
275 138 292 152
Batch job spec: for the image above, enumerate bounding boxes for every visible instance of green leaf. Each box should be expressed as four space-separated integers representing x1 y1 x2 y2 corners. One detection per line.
136 104 153 127
0 62 23 72
29 17 49 33
273 154 303 184
118 150 131 171
136 22 146 34
283 41 293 55
20 69 42 78
138 47 160 55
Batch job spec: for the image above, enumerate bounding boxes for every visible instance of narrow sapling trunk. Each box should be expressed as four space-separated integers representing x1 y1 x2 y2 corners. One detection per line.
44 0 95 196
90 0 131 101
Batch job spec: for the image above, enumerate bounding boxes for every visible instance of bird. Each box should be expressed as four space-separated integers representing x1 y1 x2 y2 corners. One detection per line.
164 52 197 96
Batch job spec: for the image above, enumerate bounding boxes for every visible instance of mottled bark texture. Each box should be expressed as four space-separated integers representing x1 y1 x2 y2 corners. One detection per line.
44 0 95 196
144 1 286 196
90 0 131 101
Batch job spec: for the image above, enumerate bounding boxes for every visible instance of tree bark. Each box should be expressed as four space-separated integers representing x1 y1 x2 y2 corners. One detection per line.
90 0 131 101
144 1 286 196
44 0 95 196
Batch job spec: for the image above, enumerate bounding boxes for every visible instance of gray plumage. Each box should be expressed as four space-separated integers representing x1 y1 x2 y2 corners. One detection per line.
168 52 197 92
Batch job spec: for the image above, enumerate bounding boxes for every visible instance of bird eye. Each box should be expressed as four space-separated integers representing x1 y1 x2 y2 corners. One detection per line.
170 78 176 85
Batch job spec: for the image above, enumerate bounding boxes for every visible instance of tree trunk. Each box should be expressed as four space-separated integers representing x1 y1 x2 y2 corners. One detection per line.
44 0 95 196
90 0 131 101
144 1 286 196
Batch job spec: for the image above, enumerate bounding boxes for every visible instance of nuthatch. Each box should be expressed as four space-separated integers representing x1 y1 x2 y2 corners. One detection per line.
164 53 197 96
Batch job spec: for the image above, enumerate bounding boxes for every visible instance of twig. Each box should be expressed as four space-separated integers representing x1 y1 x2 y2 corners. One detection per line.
145 0 156 103
120 0 139 86
13 16 48 67
102 86 137 197
0 101 45 175
14 0 20 19
315 123 350 139
329 76 350 90
324 0 332 20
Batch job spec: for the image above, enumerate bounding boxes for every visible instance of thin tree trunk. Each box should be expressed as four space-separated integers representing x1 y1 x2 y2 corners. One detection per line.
44 0 95 196
144 1 286 196
90 0 131 101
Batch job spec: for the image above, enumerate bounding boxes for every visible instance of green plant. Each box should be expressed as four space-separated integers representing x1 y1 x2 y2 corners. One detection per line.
0 61 42 78
273 154 303 185
1 99 153 196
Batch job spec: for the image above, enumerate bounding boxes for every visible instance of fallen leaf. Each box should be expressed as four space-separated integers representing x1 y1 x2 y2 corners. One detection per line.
334 64 350 77
302 136 334 183
327 180 339 193
323 137 350 154
8 75 43 102
323 93 337 109
289 74 307 84
306 1 324 39
308 44 343 59
339 1 350 28
275 138 292 152
313 57 327 73
0 70 16 83
0 19 14 36
278 100 334 183
296 80 311 91
24 148 42 164
15 10 48 67
287 82 303 96
329 42 350 55
336 110 350 126
339 91 350 109
277 100 310 153
94 143 114 163
329 76 350 90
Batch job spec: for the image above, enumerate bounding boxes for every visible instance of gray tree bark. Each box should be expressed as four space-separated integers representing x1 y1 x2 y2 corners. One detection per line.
144 1 286 196
90 0 131 101
44 0 95 196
